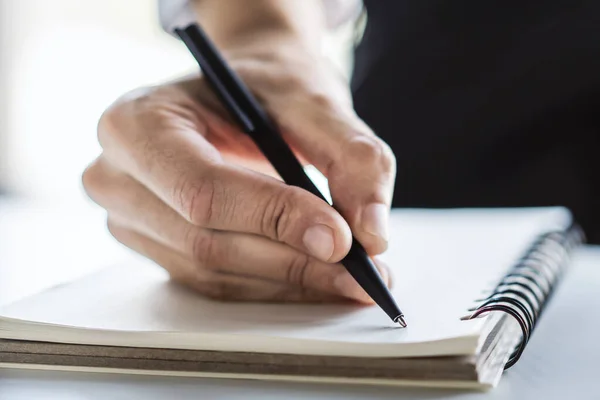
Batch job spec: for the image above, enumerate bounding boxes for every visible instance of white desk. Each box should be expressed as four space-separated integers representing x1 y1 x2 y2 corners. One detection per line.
1 201 599 399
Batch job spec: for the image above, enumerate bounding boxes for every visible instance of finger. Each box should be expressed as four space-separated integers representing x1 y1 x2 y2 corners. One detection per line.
281 105 395 256
168 78 392 257
106 219 346 303
327 257 394 302
96 94 352 262
374 258 394 290
84 158 375 303
240 70 396 255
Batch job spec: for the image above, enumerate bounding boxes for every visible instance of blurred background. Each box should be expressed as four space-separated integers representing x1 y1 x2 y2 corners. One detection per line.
0 0 354 303
0 0 353 203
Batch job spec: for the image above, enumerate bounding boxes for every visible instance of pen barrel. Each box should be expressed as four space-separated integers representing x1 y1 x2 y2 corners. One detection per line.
343 241 402 321
249 120 325 199
176 23 403 323
251 122 402 321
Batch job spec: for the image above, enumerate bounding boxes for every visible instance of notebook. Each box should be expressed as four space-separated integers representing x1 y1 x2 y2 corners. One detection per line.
0 208 583 389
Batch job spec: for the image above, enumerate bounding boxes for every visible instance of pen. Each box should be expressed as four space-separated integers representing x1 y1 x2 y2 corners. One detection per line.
174 23 406 327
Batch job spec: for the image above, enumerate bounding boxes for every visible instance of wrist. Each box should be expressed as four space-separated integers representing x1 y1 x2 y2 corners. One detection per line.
191 0 325 53
222 31 323 65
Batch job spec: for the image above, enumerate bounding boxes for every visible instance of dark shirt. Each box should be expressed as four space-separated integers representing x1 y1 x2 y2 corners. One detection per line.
352 1 600 242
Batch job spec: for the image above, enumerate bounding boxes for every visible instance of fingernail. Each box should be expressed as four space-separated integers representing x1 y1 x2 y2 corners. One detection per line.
334 273 373 303
362 203 389 241
303 225 335 261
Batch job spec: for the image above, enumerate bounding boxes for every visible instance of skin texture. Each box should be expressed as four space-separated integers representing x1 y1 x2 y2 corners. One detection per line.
82 0 396 303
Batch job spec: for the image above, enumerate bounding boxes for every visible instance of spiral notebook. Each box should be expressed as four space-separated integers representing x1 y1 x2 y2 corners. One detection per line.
0 208 583 389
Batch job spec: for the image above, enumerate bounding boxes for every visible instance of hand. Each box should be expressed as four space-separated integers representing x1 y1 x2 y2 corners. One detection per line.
82 38 396 303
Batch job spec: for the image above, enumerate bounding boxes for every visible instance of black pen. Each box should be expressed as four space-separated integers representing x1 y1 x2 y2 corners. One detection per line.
174 23 406 327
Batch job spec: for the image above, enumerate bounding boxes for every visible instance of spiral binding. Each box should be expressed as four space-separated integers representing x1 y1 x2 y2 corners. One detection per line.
464 224 585 369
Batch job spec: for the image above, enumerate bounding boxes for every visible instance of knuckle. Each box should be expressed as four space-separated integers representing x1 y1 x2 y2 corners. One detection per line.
259 186 298 242
346 136 396 175
281 72 305 91
96 109 114 147
347 136 380 162
81 159 101 193
285 254 312 288
106 218 125 242
268 70 306 94
97 101 128 149
81 158 111 205
379 140 397 175
188 229 219 270
305 90 335 111
174 171 218 226
96 86 182 152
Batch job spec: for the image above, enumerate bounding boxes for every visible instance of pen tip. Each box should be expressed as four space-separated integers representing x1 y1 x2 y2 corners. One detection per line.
395 315 407 328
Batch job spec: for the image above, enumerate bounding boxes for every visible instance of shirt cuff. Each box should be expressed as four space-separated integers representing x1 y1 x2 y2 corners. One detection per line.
158 0 362 34
158 0 195 34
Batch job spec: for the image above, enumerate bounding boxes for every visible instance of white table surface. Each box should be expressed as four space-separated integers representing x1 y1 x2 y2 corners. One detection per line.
1 200 599 399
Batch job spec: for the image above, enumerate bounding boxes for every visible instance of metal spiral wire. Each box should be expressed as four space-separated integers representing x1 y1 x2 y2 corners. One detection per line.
466 225 585 369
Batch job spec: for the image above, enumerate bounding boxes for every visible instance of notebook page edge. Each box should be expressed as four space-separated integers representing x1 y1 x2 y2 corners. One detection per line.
0 324 481 358
0 363 492 390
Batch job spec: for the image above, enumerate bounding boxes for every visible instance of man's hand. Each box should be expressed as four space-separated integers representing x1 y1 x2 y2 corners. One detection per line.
83 30 395 303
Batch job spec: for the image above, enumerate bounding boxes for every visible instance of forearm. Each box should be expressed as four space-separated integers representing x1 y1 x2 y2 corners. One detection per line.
191 0 326 50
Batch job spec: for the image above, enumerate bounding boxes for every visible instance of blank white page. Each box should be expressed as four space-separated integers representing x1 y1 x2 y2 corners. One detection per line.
0 208 571 358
